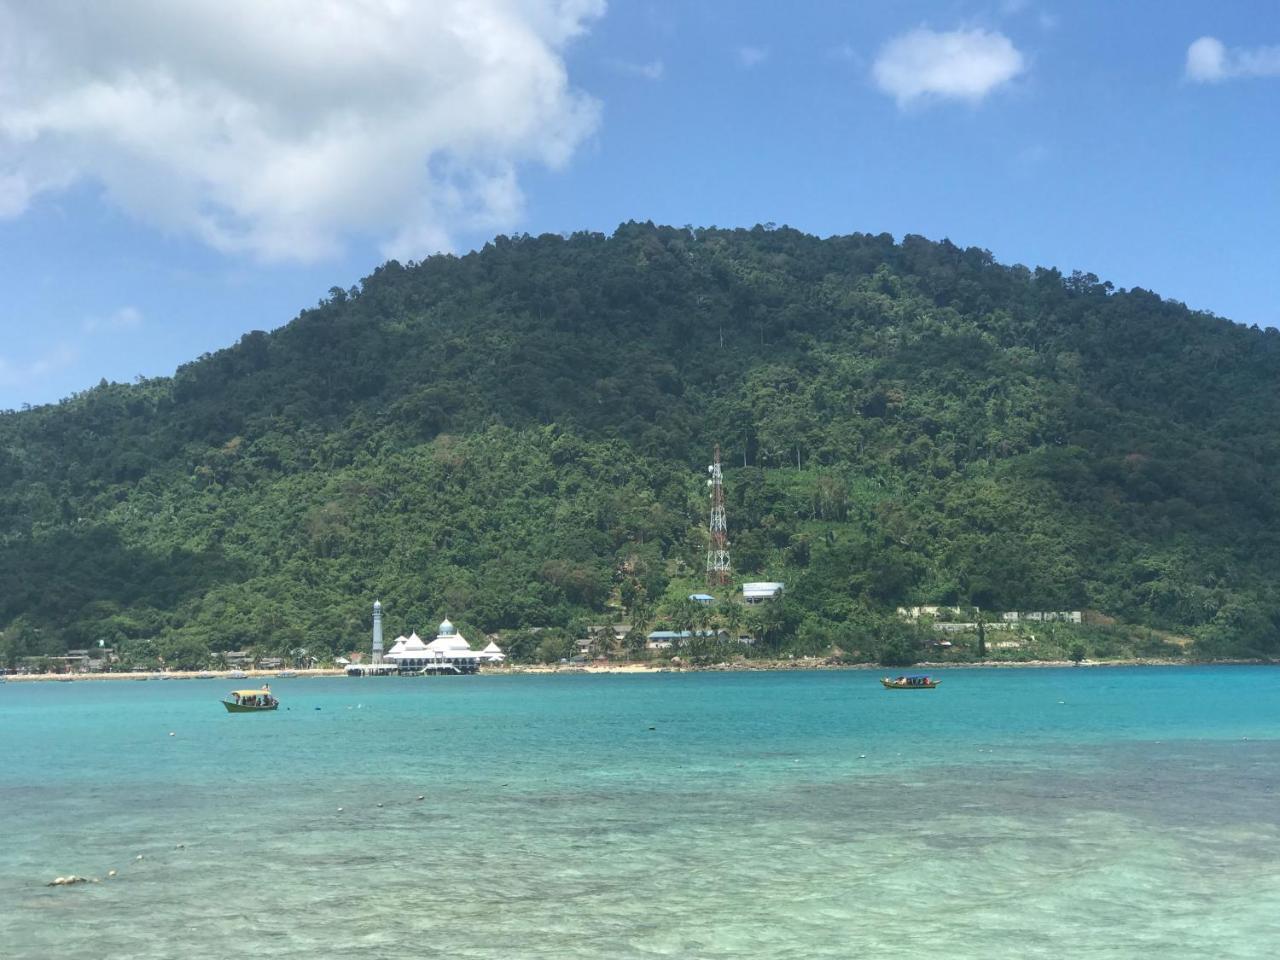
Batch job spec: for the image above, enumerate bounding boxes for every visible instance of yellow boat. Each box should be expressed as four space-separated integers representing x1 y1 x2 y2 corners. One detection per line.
881 675 940 689
221 686 279 712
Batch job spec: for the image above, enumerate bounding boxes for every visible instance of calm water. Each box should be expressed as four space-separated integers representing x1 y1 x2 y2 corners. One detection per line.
3 667 1278 959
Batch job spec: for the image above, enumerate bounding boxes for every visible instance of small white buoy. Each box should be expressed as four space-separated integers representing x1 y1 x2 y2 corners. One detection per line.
858 754 866 759
107 870 117 878
376 802 383 808
416 795 424 801
337 807 344 812
169 731 176 736
135 855 144 861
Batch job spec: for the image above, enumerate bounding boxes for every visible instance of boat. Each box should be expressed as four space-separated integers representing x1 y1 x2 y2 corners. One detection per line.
221 686 279 712
881 674 940 689
276 670 298 678
196 672 215 679
227 670 248 679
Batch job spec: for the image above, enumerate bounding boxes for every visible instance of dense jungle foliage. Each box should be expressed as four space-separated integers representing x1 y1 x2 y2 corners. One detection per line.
1 223 1278 667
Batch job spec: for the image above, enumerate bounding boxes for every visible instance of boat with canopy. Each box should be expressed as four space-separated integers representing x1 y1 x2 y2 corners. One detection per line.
881 675 940 689
221 686 279 712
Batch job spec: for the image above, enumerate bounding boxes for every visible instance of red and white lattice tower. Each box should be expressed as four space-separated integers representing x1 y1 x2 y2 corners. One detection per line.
706 444 731 587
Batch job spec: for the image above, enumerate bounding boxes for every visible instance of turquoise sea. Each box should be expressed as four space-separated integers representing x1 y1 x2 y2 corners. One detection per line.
3 667 1279 959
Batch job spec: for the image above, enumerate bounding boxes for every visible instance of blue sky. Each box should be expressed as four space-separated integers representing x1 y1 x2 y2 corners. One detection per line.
0 1 1277 409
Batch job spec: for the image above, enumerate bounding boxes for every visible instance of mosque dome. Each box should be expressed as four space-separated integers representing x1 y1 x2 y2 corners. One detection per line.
438 618 456 636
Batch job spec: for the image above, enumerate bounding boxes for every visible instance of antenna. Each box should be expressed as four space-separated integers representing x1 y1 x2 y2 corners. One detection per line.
706 444 731 587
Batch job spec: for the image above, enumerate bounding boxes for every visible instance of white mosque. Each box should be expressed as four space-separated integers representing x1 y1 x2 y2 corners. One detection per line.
358 603 504 675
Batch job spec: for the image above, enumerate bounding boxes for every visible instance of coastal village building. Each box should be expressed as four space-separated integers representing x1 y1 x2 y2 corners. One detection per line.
742 582 784 604
1001 611 1083 624
897 606 1084 634
646 629 730 650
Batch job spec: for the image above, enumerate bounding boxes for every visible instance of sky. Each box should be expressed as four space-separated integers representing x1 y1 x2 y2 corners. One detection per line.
0 1 1277 410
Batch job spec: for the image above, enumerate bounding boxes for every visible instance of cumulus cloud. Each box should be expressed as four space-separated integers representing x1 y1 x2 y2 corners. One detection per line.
1185 36 1280 83
611 59 664 80
0 0 605 262
83 305 143 333
0 343 78 388
873 27 1025 106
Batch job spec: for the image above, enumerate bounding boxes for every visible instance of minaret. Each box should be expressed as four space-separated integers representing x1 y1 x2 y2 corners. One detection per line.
372 600 384 664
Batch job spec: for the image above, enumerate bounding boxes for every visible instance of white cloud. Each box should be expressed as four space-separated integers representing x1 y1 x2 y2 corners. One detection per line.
0 0 606 263
831 43 860 65
1000 1 1057 31
0 343 78 388
872 27 1025 107
738 46 769 68
1186 36 1280 83
83 305 143 333
611 59 664 80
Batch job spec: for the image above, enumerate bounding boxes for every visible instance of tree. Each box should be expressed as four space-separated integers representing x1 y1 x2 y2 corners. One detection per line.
876 622 922 667
624 628 647 661
718 600 743 638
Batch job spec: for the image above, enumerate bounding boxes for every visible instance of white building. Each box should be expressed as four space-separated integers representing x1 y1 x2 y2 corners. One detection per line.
898 605 966 621
383 618 504 674
742 582 784 604
1001 611 1083 624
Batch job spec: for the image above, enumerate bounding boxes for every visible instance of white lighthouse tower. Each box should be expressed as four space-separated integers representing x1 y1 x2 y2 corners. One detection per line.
372 600 384 664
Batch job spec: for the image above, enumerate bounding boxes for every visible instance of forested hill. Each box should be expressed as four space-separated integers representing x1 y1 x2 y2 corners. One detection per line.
2 223 1278 666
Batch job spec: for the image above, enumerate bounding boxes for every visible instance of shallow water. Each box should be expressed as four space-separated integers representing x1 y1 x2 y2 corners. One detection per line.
3 667 1278 958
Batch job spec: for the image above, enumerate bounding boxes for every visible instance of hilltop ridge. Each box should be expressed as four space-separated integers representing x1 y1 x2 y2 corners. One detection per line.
1 223 1277 666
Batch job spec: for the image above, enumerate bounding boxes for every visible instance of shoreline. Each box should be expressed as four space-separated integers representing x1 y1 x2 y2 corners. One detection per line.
5 657 1274 682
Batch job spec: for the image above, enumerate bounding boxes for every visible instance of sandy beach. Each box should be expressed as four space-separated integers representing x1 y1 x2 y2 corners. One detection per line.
8 656 1269 682
2 667 346 683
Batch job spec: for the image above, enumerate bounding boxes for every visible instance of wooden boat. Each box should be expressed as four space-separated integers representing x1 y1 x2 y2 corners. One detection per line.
221 686 279 712
881 674 940 689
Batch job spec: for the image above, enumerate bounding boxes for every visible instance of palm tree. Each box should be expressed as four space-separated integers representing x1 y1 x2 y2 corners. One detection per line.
719 600 743 638
624 629 648 661
742 607 765 651
758 599 787 651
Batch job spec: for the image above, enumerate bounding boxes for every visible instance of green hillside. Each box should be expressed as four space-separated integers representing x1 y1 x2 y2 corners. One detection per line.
2 223 1278 666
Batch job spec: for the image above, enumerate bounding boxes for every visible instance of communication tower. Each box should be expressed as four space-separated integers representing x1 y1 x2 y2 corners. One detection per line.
706 445 731 586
